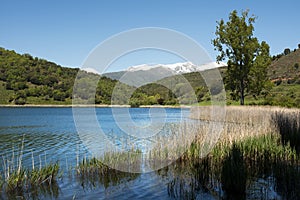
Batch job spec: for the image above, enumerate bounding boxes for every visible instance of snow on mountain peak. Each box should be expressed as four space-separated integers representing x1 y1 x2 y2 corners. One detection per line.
125 61 226 74
82 67 101 74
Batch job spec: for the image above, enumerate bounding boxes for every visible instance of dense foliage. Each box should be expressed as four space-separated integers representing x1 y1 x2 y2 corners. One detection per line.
0 47 133 105
130 72 213 106
213 10 272 105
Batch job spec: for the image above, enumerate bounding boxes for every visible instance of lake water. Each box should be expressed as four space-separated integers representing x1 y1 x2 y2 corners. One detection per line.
0 107 283 199
1 107 208 199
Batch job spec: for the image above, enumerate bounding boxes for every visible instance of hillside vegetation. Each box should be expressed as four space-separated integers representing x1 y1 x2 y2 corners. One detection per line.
1 46 300 108
269 48 300 81
263 47 300 108
0 47 132 105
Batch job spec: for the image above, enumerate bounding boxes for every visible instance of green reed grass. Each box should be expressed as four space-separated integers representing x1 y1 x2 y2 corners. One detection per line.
76 155 140 189
0 137 60 198
30 163 59 186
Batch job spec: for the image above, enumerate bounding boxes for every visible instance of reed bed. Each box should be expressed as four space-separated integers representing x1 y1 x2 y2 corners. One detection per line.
147 106 278 167
75 150 141 189
154 106 300 199
190 106 278 142
157 133 299 199
100 149 142 172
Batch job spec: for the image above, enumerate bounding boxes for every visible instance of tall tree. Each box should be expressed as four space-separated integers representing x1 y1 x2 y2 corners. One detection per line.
213 10 271 105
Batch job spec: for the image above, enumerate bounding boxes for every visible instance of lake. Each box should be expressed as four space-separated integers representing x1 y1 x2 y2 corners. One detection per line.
1 107 209 199
0 107 285 199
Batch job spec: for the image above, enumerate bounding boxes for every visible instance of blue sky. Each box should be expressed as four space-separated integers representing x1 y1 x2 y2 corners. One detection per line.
0 0 299 72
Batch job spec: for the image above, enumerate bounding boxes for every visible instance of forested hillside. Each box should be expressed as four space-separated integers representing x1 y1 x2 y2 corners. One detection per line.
0 47 133 105
0 47 215 106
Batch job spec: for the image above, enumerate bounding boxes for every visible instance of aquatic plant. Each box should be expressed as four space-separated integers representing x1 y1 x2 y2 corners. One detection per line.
76 158 141 189
29 163 59 186
0 137 60 199
5 168 26 194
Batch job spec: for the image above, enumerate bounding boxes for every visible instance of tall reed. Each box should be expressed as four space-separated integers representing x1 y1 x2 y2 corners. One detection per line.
0 138 60 198
155 106 300 199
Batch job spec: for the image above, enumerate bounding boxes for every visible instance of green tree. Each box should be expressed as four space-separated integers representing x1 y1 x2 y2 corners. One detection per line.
249 41 272 98
195 86 208 102
213 10 271 105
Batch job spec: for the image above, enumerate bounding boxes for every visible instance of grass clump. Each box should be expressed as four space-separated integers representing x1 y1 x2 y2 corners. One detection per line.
161 133 299 199
76 156 140 189
1 137 60 198
30 163 59 186
1 162 60 199
5 169 27 194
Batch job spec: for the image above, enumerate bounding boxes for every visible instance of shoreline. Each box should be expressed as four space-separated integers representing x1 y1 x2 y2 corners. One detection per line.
0 104 191 108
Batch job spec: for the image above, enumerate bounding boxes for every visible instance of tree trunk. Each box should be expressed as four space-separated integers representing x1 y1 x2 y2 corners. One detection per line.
240 79 244 105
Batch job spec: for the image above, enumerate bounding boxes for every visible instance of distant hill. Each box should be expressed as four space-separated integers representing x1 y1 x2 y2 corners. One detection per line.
0 47 133 105
269 48 300 82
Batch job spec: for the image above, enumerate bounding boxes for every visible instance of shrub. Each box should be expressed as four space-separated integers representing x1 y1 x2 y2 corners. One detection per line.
53 90 66 101
284 48 291 55
129 99 140 108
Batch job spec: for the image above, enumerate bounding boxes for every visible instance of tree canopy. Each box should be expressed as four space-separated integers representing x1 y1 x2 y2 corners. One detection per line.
213 10 272 105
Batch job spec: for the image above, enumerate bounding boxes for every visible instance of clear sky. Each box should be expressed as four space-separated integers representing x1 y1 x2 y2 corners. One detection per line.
1 0 299 72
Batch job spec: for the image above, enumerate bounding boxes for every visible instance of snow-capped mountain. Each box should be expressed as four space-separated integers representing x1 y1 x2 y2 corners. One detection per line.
103 61 227 87
125 61 226 74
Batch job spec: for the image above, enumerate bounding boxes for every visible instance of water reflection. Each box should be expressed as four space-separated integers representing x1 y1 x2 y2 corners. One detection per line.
3 181 60 200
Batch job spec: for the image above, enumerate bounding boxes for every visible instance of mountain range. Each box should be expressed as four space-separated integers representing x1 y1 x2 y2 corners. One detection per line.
102 61 227 87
